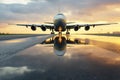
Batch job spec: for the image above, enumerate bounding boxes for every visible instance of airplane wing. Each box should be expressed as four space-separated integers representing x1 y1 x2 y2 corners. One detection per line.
17 24 54 29
10 23 54 31
66 23 118 31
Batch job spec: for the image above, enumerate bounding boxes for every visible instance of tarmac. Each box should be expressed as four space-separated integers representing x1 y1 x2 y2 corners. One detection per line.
0 34 120 80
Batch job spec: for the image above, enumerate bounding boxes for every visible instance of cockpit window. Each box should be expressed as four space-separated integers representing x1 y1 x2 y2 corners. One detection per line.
58 13 63 15
54 13 66 20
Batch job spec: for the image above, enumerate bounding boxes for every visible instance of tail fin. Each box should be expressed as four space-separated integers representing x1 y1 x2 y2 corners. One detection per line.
58 7 61 13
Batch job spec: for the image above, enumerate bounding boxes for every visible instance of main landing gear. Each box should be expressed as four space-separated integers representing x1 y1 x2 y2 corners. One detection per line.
66 29 70 34
51 32 55 34
51 29 55 34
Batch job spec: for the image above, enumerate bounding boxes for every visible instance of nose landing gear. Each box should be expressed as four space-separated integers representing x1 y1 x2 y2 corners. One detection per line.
66 29 70 34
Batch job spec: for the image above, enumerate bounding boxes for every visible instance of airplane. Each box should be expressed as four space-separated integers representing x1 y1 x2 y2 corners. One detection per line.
14 13 118 34
41 34 89 56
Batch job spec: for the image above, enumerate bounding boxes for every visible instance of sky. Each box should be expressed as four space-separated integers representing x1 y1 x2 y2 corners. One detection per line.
0 0 120 34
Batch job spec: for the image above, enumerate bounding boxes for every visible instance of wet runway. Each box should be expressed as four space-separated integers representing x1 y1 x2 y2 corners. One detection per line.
0 34 120 80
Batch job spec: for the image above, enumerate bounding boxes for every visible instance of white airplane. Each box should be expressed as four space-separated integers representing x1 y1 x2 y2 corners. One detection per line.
15 13 117 34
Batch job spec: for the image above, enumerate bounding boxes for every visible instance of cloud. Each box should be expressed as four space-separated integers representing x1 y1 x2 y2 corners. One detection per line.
0 0 119 35
0 0 120 28
0 0 31 4
0 66 33 79
0 66 43 80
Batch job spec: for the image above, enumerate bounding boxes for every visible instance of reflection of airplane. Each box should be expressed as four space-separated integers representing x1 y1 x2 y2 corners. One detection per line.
14 13 117 34
41 35 89 56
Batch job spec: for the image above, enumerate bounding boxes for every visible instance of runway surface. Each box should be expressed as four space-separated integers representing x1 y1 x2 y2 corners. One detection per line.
0 34 54 61
0 34 120 80
0 34 46 41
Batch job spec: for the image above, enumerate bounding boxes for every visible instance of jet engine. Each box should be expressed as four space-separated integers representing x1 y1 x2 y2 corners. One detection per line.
74 25 79 31
85 25 90 31
41 26 46 31
31 26 36 31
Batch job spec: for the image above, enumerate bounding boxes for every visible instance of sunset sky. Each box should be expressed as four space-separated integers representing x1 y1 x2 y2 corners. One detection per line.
0 0 120 34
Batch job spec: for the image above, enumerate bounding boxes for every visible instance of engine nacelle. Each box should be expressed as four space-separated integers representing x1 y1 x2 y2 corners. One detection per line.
31 26 36 31
41 26 46 31
85 25 90 31
74 26 79 31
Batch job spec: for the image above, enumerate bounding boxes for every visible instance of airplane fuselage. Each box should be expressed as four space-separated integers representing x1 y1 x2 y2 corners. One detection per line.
54 13 66 32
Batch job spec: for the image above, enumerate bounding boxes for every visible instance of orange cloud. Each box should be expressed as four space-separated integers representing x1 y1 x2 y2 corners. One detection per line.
0 0 120 34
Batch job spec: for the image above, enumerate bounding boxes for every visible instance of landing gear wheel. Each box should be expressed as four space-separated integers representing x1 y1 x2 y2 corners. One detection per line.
66 32 70 34
51 32 55 34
